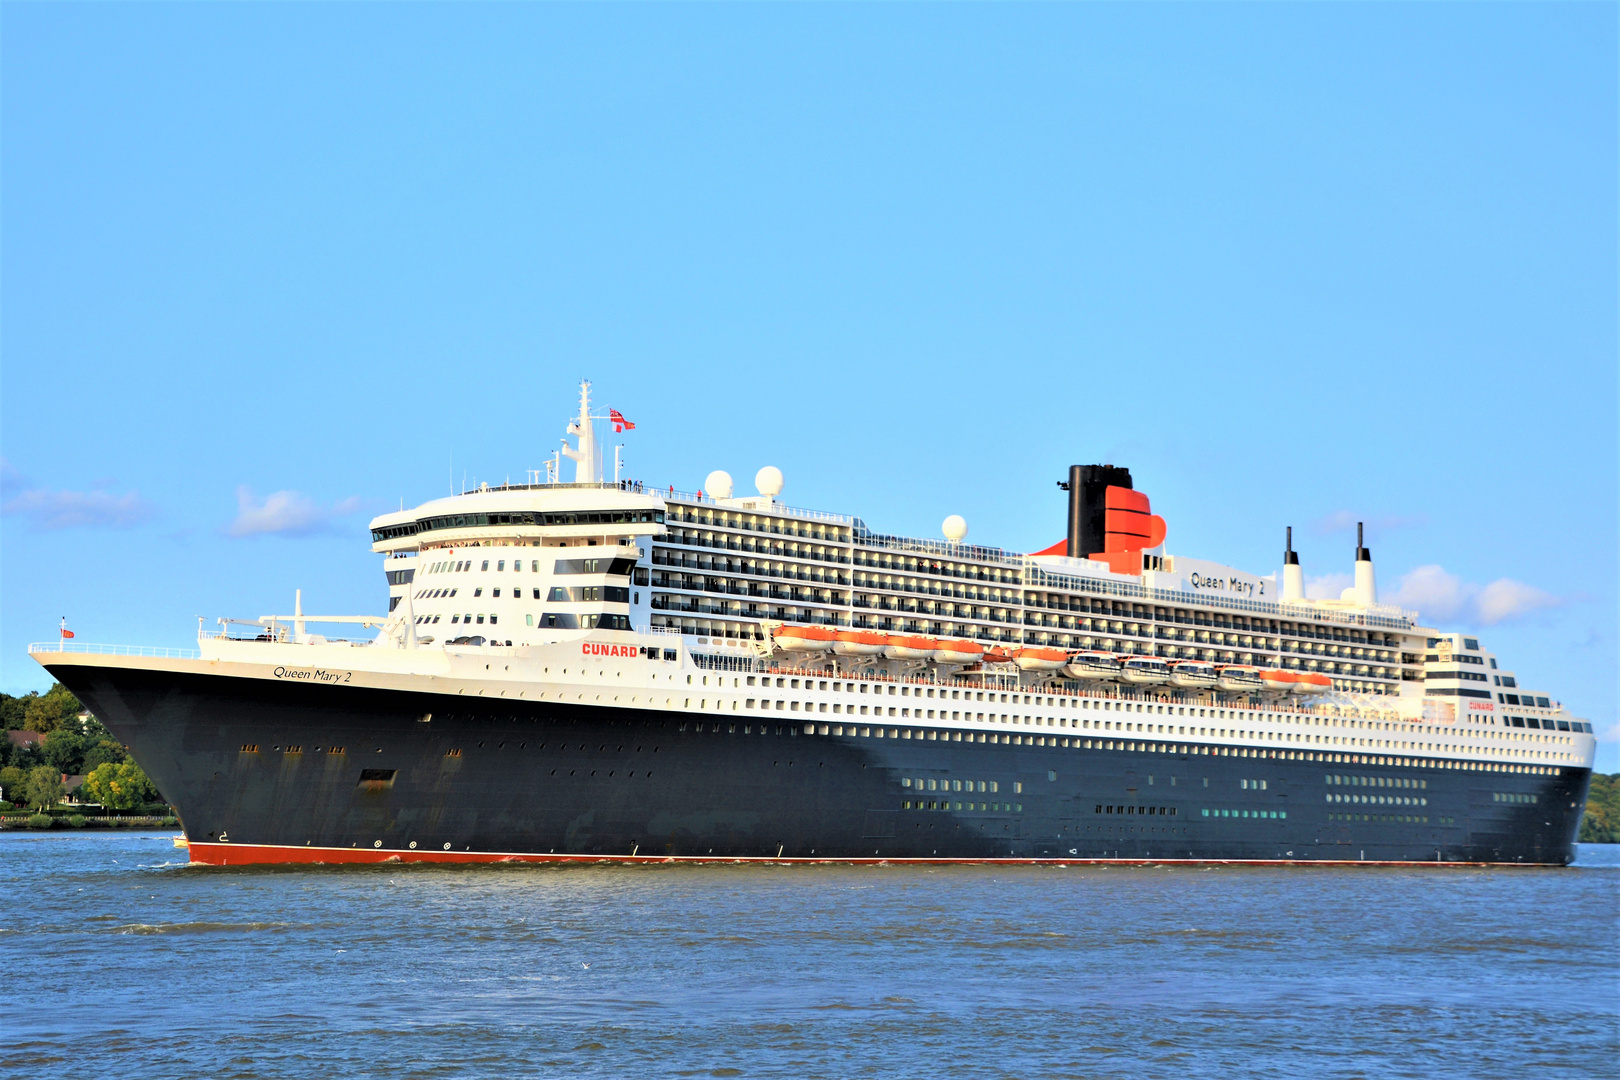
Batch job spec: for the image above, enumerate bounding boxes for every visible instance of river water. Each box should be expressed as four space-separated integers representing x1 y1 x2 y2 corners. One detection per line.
2 833 1615 1079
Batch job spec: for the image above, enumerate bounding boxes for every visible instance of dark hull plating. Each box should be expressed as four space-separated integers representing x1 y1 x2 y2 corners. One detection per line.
51 664 1589 866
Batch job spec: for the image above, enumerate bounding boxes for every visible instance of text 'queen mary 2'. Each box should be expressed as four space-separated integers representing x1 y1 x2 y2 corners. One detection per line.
33 383 1596 866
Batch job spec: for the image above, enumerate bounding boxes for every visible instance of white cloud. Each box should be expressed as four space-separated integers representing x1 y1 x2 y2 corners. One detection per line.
0 460 156 530
1474 578 1562 625
1386 565 1472 622
226 488 363 538
1386 564 1564 627
1304 572 1353 600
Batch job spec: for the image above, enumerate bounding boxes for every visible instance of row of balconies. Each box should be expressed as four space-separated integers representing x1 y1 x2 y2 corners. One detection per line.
851 549 1021 585
658 532 850 564
650 595 849 624
652 549 850 584
652 581 842 605
662 508 849 545
850 574 1018 605
1022 594 1400 647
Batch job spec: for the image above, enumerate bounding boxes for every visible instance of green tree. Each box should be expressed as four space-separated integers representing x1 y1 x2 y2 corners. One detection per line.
23 765 64 812
0 691 31 731
0 764 25 804
83 762 156 810
22 684 82 734
81 739 127 772
1578 773 1619 844
41 728 87 775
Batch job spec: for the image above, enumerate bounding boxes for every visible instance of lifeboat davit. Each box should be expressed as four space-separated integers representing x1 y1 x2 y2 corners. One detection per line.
1065 651 1121 680
1259 669 1297 693
1167 660 1218 689
774 625 836 652
1118 656 1169 685
934 639 985 665
832 630 887 657
1216 665 1264 693
883 635 939 660
1011 647 1068 672
1294 672 1332 695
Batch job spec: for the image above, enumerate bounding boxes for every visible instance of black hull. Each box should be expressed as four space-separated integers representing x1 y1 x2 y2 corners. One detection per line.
50 664 1589 866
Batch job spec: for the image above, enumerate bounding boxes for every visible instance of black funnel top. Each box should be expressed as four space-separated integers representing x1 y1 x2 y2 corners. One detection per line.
1061 464 1132 558
1356 521 1371 562
1284 525 1299 565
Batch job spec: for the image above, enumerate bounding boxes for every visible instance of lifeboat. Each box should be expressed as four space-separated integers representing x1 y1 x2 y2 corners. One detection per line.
1011 646 1068 672
1294 672 1332 695
774 625 836 652
1065 651 1121 680
1216 665 1264 693
832 630 888 657
1118 656 1169 685
1259 669 1297 693
934 639 985 665
1167 660 1218 689
883 635 939 660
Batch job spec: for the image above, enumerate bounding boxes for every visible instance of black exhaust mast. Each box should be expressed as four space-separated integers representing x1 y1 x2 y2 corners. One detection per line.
1058 464 1134 559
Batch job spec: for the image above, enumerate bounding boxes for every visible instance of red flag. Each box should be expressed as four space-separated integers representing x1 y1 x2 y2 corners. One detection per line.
610 409 635 433
60 620 75 639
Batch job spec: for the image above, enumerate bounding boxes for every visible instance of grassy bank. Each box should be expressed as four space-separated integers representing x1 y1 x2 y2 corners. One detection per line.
0 811 177 830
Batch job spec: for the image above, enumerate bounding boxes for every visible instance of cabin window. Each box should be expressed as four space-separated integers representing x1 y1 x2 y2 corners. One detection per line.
497 560 506 571
481 560 490 571
492 589 501 598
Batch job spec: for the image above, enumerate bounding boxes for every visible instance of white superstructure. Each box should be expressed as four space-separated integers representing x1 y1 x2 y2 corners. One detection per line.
46 381 1590 781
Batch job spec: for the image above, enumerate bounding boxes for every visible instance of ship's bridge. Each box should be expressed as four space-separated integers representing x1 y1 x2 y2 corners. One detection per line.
368 482 666 555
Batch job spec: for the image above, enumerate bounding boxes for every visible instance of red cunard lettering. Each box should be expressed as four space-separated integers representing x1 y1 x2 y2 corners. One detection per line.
581 643 638 657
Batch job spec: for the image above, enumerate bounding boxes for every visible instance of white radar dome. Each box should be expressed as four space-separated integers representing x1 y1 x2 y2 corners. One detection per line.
705 471 734 499
942 515 968 542
755 466 784 498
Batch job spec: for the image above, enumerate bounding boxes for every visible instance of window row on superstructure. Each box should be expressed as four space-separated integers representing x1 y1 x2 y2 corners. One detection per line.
650 494 1414 697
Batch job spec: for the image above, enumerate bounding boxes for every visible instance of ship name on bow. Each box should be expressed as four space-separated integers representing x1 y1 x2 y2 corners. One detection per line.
272 667 353 684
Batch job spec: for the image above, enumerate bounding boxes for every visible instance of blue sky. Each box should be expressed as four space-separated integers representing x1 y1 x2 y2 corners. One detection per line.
2 5 1614 767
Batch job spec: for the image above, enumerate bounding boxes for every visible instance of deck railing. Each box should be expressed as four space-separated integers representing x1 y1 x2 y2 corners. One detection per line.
28 641 201 659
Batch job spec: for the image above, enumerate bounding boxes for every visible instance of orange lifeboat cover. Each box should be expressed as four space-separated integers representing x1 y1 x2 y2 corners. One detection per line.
835 630 887 646
778 625 836 642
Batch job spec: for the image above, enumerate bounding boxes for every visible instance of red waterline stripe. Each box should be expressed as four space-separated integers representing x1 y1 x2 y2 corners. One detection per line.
185 842 1555 869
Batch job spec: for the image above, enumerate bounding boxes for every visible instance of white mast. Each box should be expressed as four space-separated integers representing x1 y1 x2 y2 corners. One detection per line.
561 380 600 484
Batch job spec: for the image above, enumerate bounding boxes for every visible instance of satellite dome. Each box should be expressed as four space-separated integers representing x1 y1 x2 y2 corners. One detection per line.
942 515 968 542
755 466 784 498
705 471 734 500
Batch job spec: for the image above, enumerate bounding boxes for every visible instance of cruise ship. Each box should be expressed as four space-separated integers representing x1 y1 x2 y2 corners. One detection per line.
32 383 1596 866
